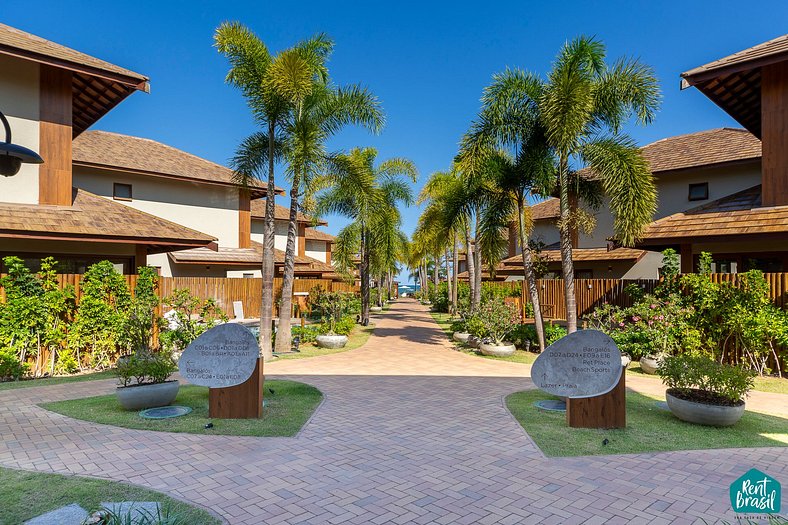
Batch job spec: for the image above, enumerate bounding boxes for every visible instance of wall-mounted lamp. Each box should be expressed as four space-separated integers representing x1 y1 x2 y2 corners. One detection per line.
0 110 43 176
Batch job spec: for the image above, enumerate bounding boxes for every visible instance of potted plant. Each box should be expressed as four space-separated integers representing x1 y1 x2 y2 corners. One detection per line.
658 354 755 426
115 349 179 410
451 318 471 344
475 300 520 357
314 291 354 348
464 315 486 349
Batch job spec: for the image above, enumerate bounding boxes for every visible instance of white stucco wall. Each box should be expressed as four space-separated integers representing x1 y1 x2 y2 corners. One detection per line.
74 167 240 247
0 55 40 204
252 218 304 254
305 240 327 263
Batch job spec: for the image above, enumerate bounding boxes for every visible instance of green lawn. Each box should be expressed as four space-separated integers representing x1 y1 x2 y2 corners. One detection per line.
507 389 788 457
0 467 220 525
0 370 115 392
41 380 322 437
276 323 375 360
627 362 788 395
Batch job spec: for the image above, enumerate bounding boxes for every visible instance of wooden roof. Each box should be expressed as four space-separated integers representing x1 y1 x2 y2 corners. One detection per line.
250 199 327 225
501 247 646 265
0 23 149 136
638 185 788 245
681 34 788 138
170 241 336 273
305 228 335 243
0 188 216 253
73 131 271 196
530 198 560 221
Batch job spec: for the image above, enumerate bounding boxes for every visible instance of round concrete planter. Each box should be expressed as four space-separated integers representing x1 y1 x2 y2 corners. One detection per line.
479 342 516 357
639 355 660 374
467 335 481 349
316 334 348 349
665 390 745 426
116 380 179 411
370 306 383 313
452 331 471 343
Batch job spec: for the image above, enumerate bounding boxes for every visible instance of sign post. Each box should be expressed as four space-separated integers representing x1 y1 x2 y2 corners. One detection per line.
178 323 262 419
531 330 626 429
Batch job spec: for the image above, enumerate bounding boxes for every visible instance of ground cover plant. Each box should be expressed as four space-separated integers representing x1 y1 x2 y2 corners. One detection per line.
41 379 322 437
506 389 788 457
0 467 220 524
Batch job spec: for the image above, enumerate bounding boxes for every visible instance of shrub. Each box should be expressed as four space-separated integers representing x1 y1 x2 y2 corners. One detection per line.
312 290 355 335
544 323 567 345
473 299 520 344
125 266 160 354
464 315 487 339
321 315 355 336
658 354 754 405
0 347 27 381
115 349 177 387
450 319 467 333
159 289 227 354
509 324 536 349
292 325 320 344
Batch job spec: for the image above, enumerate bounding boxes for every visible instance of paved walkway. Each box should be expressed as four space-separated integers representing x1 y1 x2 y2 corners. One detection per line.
1 300 786 524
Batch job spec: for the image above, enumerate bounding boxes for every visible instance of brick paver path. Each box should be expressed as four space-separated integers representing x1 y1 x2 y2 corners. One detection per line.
2 299 786 524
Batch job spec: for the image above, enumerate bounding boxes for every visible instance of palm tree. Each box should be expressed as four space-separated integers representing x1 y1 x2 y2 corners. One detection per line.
262 39 384 354
539 36 660 332
215 22 290 361
317 147 417 325
458 70 554 350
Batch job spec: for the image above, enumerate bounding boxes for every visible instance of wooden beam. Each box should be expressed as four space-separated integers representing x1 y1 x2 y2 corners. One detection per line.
566 369 626 429
135 245 147 270
761 62 788 207
208 358 263 419
298 223 306 257
39 66 73 206
238 189 251 248
680 244 693 273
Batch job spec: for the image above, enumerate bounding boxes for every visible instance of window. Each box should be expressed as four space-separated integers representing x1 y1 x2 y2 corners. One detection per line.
113 183 132 201
574 269 593 279
243 273 254 278
688 182 708 201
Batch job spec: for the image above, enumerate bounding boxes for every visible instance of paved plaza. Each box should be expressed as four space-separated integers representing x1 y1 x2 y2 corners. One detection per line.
1 300 786 524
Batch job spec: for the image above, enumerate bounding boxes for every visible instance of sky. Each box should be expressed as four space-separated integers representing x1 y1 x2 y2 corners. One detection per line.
5 1 788 283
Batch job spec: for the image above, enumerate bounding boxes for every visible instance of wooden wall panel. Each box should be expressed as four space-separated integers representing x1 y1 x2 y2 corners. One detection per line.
298 223 306 257
238 190 251 248
761 61 788 207
39 66 73 206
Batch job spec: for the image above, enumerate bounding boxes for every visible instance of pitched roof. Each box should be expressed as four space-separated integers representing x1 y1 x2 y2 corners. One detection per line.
305 228 335 243
73 131 270 195
682 34 788 81
531 198 560 221
0 188 216 253
169 241 336 274
638 128 760 173
501 247 646 265
0 23 149 136
638 185 788 244
250 199 327 225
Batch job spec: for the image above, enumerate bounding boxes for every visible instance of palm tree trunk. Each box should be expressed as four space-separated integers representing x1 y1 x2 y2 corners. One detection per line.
259 121 276 362
444 246 452 315
472 215 482 310
360 227 370 325
558 156 577 333
517 197 545 351
452 234 459 315
275 180 300 354
433 255 439 296
464 227 476 312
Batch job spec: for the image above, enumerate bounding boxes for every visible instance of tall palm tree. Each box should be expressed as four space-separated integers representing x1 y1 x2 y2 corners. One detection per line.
263 39 384 354
540 36 660 332
215 22 290 361
317 147 417 325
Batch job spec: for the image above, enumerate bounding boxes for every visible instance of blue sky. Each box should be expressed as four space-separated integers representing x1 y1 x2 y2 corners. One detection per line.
5 1 788 283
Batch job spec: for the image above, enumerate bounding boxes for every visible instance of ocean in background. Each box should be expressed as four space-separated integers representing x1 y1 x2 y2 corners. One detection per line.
398 283 419 295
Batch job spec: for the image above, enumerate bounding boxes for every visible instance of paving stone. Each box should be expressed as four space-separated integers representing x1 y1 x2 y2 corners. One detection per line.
24 503 88 525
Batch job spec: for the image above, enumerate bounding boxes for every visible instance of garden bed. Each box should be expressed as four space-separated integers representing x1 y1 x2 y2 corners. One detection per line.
275 324 375 360
506 389 788 457
0 466 220 524
41 380 322 437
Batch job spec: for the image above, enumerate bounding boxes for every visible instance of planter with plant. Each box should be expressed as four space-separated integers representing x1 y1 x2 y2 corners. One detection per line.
314 291 355 348
475 300 520 357
658 354 755 426
450 318 471 344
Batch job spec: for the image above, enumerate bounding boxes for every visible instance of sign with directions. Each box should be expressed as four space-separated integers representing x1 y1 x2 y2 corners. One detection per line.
531 329 622 398
179 323 259 388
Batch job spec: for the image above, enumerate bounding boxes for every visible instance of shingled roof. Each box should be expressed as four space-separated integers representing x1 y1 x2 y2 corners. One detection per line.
73 131 271 195
0 23 149 136
250 200 327 225
0 188 216 253
638 185 788 245
305 228 335 243
501 247 646 265
530 198 560 221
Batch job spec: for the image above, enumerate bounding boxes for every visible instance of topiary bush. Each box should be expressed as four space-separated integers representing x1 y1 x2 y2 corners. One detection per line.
658 354 755 405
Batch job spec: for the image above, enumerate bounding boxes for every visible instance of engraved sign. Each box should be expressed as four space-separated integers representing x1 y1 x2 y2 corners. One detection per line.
179 323 259 388
531 329 622 398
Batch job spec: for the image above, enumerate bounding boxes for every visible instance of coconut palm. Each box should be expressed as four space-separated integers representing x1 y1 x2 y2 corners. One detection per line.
214 22 290 361
265 41 384 354
539 36 660 332
316 147 417 325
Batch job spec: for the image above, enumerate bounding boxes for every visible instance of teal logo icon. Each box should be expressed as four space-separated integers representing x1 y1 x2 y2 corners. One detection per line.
730 468 781 514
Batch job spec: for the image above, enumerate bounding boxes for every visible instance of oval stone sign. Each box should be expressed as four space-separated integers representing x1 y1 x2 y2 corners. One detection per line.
178 323 259 388
531 329 622 399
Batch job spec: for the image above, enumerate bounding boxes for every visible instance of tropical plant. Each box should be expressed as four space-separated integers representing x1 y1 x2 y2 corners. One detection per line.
115 348 178 388
473 299 521 345
159 289 227 354
125 266 160 355
658 354 754 405
313 290 355 335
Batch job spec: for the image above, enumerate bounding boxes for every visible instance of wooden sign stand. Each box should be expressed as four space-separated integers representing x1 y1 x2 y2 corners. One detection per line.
566 367 626 429
208 358 264 419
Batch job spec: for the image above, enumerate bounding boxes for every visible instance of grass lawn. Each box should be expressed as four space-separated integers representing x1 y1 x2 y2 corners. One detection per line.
507 389 788 457
276 323 375 360
41 380 322 437
0 370 115 392
626 363 788 395
0 467 220 525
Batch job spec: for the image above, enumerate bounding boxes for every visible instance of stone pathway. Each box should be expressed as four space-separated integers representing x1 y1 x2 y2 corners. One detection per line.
1 299 786 524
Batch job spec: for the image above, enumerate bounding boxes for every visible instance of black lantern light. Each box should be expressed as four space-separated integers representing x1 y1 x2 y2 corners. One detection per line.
0 110 44 177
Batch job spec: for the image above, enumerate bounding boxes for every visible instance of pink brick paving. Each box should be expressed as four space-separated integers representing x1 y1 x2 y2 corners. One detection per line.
1 299 786 524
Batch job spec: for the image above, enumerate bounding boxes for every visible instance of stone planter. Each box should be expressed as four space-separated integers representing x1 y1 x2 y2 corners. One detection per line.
467 335 481 349
665 390 745 426
370 306 383 313
116 380 179 411
639 355 660 374
316 334 348 349
479 342 516 357
452 331 471 343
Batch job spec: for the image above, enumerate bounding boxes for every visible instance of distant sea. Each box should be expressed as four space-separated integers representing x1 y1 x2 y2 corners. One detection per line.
398 284 419 295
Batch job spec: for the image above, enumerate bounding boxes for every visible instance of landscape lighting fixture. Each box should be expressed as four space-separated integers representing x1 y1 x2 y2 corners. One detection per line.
0 110 44 176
